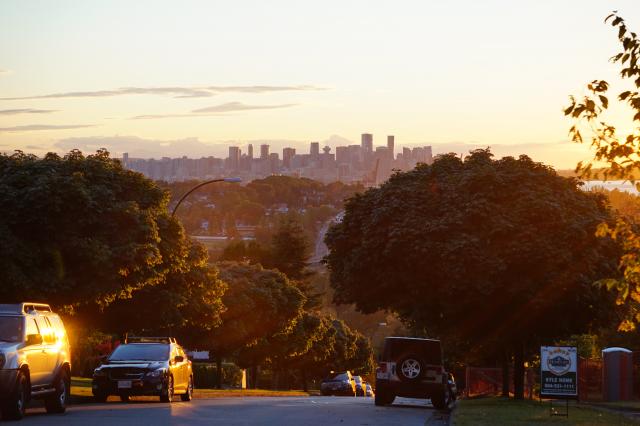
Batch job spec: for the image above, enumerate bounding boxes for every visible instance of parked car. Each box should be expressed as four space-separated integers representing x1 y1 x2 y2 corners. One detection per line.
365 383 374 397
92 336 193 403
352 375 366 396
375 337 455 410
320 371 356 396
0 303 71 420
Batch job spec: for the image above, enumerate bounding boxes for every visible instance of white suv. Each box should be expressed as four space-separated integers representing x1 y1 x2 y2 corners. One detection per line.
0 303 71 420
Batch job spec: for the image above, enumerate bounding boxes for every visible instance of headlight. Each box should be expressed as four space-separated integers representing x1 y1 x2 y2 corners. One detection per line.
146 369 165 377
0 354 5 369
93 369 106 377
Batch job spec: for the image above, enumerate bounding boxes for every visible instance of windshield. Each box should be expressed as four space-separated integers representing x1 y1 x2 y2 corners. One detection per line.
108 344 169 361
325 372 349 381
353 376 362 383
0 317 23 343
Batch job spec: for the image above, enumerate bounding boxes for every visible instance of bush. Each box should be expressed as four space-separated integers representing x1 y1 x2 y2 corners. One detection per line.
70 329 118 377
192 362 242 388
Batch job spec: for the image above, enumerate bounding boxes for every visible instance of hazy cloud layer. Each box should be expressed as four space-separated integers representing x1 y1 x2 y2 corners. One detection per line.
1 85 322 101
0 124 95 132
0 108 57 115
133 102 297 119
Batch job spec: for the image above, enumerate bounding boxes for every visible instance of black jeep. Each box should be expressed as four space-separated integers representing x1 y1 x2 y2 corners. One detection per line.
374 337 456 410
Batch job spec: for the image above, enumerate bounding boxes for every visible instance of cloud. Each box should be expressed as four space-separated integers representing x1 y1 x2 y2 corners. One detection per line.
0 108 57 115
0 69 8 74
1 85 323 101
0 124 96 132
131 102 297 119
192 102 296 113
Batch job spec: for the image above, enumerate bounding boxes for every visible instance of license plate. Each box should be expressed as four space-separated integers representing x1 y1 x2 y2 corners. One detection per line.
118 380 132 389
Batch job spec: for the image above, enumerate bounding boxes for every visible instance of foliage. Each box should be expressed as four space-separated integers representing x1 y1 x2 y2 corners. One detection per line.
209 262 306 363
0 149 188 309
325 149 619 396
94 242 226 340
565 12 640 329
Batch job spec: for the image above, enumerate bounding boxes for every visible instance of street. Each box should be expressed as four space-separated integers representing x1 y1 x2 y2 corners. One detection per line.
15 396 451 426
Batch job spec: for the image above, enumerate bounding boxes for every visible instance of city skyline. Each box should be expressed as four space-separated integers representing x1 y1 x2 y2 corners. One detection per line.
2 1 640 169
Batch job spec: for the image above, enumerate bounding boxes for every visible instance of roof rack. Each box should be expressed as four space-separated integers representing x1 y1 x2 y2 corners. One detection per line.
125 336 176 344
0 303 52 314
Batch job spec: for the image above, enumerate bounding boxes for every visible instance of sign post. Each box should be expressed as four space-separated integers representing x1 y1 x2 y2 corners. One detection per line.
540 346 578 416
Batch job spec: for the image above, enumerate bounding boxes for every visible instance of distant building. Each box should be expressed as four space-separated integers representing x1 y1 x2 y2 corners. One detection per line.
247 144 254 159
228 146 241 171
361 133 373 154
387 136 395 159
260 144 269 160
283 147 296 169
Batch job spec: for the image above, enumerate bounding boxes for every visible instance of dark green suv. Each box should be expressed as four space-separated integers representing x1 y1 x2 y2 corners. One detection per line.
92 337 193 403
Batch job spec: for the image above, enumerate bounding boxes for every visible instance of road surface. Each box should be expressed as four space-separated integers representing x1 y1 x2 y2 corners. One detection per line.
17 396 451 426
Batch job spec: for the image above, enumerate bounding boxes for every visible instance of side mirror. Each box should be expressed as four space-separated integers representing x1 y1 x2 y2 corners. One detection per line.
174 355 184 363
26 334 43 346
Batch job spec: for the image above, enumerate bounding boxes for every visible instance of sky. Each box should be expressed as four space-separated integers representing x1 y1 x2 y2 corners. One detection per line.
1 0 639 168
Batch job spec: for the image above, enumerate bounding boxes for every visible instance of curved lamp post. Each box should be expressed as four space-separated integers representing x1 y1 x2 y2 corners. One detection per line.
171 177 242 217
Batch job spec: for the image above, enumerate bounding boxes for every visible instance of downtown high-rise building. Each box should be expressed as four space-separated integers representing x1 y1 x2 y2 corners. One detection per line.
260 144 269 160
228 146 241 170
283 147 296 169
387 135 395 159
361 133 373 154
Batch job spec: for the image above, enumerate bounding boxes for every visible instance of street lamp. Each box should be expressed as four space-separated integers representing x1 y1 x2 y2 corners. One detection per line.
171 177 242 217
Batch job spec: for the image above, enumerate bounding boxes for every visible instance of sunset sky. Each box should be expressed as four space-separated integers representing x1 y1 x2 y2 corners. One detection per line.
1 0 640 168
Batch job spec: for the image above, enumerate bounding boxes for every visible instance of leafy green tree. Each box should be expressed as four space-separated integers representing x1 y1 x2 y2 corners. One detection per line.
209 262 306 388
0 149 187 309
270 218 311 280
93 242 226 340
325 149 619 398
565 12 640 330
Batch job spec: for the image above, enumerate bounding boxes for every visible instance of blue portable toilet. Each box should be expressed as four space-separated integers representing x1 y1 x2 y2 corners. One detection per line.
602 347 633 401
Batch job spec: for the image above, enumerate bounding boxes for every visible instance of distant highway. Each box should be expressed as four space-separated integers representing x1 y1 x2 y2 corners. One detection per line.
19 396 451 426
309 213 343 266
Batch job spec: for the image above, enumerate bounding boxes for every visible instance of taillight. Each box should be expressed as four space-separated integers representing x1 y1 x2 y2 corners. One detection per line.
377 362 387 373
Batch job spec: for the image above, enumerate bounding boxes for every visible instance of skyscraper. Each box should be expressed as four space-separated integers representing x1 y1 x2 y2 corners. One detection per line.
247 144 254 159
361 133 373 153
260 144 269 160
283 147 296 168
387 135 395 159
310 142 320 159
228 146 241 170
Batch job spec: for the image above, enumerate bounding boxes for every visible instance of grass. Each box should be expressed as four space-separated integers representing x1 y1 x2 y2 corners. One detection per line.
71 377 311 403
453 397 639 426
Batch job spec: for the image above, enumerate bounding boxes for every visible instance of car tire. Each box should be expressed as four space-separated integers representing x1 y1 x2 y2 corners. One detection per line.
1 371 28 420
119 394 130 402
45 369 70 414
93 393 108 403
374 390 395 406
397 353 425 382
431 386 451 411
160 375 174 403
180 376 193 402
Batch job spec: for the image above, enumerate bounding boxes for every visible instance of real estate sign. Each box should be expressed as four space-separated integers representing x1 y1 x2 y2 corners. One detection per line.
540 346 578 398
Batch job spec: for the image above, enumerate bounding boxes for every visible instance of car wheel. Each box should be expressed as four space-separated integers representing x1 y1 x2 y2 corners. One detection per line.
180 376 193 402
160 375 174 403
431 387 450 411
45 370 70 413
93 393 108 403
119 394 130 402
397 354 424 382
1 371 28 420
374 390 395 406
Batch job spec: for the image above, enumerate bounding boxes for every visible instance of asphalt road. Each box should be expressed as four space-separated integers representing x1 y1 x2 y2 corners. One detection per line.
15 396 451 426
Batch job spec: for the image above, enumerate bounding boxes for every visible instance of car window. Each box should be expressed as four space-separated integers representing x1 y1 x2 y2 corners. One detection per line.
109 344 170 361
35 317 52 343
0 317 24 343
25 318 39 337
325 372 349 381
42 318 56 344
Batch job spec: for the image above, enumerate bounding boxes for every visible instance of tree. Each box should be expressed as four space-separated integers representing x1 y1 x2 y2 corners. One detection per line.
565 12 640 330
93 242 226 340
270 217 311 281
0 150 188 309
209 262 306 388
325 149 619 398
